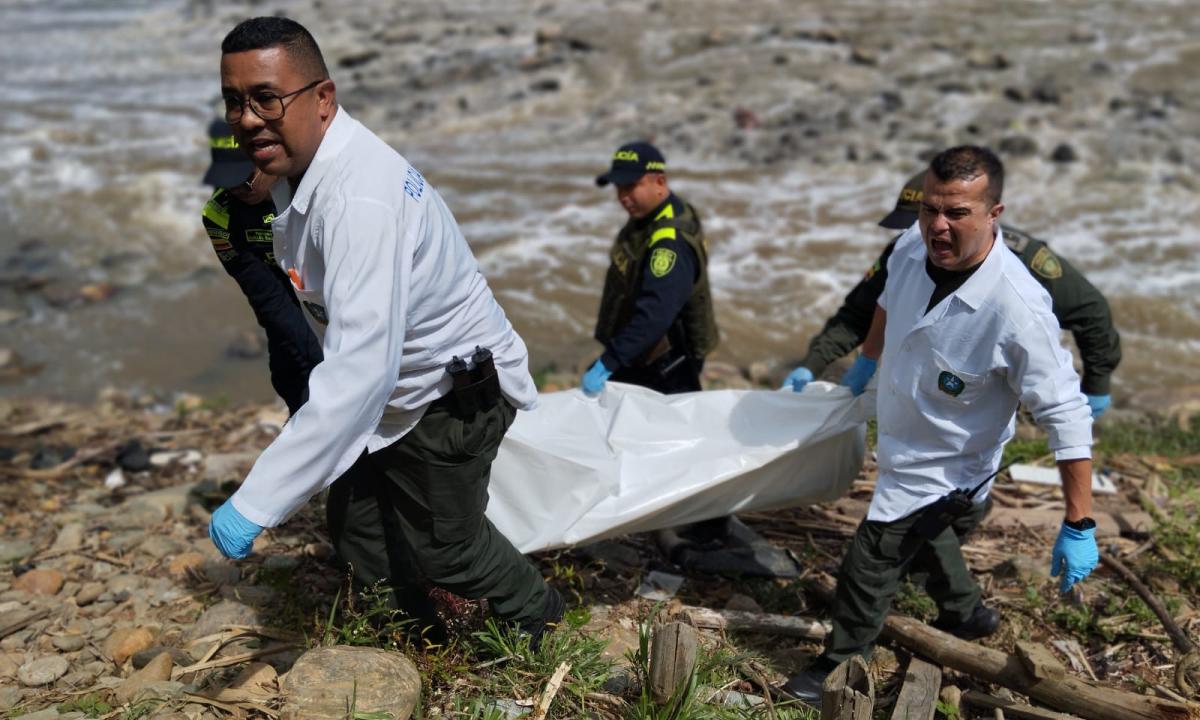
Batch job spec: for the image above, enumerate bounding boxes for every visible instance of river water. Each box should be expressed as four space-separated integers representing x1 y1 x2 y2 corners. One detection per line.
1 0 1198 410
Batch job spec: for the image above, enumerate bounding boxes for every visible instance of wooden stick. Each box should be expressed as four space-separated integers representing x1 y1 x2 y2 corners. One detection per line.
1100 554 1195 654
961 690 1080 720
531 661 571 720
681 605 829 641
172 643 299 679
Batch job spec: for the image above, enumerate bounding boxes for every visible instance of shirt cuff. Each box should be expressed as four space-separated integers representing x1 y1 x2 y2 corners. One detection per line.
1053 445 1092 462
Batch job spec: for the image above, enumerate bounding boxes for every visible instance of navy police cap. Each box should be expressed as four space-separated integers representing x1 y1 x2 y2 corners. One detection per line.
202 118 255 189
595 141 666 187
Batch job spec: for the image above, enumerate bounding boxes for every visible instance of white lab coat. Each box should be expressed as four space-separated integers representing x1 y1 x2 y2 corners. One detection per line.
869 223 1092 522
231 108 538 527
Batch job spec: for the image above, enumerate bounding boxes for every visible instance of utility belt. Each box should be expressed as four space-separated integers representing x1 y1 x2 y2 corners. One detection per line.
634 323 694 379
909 460 1014 541
438 346 503 418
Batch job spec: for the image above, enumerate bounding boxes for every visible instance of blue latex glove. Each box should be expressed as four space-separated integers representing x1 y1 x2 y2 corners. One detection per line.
581 358 613 397
209 499 263 560
1086 394 1110 419
1050 522 1099 594
840 356 877 396
782 366 815 393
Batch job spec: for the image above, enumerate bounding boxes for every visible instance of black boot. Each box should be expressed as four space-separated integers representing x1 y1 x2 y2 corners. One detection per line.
778 655 838 704
517 586 565 651
932 602 1000 641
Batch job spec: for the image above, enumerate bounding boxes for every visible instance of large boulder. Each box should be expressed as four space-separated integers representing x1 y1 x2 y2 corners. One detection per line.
280 646 420 720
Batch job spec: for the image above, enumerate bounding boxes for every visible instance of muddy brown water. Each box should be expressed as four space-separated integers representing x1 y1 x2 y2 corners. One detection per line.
1 0 1197 410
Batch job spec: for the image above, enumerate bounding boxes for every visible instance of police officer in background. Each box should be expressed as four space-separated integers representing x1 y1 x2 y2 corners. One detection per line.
784 170 1121 418
581 142 719 396
201 119 322 414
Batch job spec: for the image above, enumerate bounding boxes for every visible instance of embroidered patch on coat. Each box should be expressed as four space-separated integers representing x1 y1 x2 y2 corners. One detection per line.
649 248 677 278
938 371 965 397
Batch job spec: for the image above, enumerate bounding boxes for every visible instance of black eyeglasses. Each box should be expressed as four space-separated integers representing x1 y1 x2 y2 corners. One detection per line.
224 80 322 123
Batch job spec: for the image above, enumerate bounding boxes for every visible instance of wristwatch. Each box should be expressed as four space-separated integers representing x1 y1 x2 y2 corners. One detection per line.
1064 517 1096 531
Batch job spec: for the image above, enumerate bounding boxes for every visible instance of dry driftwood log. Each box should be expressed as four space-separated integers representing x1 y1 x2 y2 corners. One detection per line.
890 655 942 720
805 575 1198 720
680 605 829 640
823 656 874 720
885 615 1197 720
962 690 1081 720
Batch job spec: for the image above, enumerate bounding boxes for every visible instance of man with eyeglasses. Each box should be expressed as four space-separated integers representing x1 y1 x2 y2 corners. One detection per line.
207 16 563 646
200 119 320 415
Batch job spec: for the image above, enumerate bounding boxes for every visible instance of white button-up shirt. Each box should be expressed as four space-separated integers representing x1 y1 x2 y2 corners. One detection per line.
869 223 1092 522
231 107 538 527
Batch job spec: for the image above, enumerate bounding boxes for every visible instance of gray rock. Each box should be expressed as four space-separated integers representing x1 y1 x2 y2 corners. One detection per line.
202 452 258 484
138 535 182 560
17 655 70 687
59 668 100 688
201 561 241 587
105 530 148 553
137 482 200 519
18 708 60 720
993 554 1049 583
52 634 86 652
0 541 34 564
0 653 17 680
0 684 24 711
104 501 167 531
281 646 420 720
105 574 143 597
50 523 84 553
75 582 104 607
185 600 260 643
998 135 1039 158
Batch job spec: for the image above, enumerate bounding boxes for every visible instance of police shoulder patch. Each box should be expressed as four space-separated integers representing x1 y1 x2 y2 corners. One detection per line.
649 247 677 278
1029 246 1062 280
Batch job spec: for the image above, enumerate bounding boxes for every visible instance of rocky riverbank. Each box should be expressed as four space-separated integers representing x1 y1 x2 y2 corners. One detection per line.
0 386 1198 718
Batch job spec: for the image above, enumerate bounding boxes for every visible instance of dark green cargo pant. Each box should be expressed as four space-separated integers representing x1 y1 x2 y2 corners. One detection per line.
822 498 992 664
325 397 550 631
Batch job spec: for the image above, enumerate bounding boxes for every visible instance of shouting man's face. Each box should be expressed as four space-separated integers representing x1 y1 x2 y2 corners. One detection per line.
918 172 1004 271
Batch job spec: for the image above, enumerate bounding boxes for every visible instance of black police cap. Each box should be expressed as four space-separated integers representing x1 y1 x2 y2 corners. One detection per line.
595 141 666 187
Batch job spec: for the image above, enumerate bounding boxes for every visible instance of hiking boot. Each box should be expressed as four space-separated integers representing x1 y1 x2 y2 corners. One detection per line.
778 656 837 704
517 586 565 650
778 667 829 704
932 602 1001 641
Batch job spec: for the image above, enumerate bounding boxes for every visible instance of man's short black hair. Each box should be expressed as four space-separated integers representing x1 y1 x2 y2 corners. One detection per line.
222 16 329 81
928 145 1005 206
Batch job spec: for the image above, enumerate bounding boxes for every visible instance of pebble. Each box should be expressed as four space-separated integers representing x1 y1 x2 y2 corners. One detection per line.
0 541 34 564
17 655 70 687
52 635 86 652
50 523 84 552
0 685 24 711
13 569 64 596
74 583 104 606
102 627 155 665
114 651 174 704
